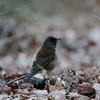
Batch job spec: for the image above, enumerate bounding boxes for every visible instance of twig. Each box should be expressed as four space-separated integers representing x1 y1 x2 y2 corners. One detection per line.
5 75 28 84
11 48 24 70
60 53 81 78
93 15 100 20
27 36 38 69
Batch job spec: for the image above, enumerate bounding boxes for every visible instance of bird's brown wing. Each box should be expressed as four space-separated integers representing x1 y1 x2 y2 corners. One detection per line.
24 53 56 82
33 52 56 69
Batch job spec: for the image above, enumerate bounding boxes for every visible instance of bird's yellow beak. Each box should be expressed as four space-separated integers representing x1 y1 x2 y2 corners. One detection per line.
56 38 62 41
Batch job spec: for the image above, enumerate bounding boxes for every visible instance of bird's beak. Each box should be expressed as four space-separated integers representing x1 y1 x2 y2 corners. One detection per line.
56 38 62 41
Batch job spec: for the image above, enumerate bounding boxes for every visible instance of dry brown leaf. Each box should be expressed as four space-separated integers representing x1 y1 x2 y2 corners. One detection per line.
74 95 89 100
73 82 95 94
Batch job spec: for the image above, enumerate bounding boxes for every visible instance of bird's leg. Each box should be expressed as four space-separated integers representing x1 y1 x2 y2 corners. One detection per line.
47 73 52 79
42 74 46 79
41 73 52 79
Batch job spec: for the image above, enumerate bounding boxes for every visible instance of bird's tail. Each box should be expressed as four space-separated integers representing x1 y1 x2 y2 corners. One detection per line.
23 68 40 82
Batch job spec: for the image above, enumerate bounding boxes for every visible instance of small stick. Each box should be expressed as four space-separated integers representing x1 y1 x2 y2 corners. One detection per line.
93 15 100 20
5 75 28 84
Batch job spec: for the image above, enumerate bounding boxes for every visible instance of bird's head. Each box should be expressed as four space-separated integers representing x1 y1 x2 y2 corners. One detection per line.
43 36 62 48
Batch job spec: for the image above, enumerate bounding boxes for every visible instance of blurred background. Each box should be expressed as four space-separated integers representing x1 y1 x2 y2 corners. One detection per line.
0 0 100 74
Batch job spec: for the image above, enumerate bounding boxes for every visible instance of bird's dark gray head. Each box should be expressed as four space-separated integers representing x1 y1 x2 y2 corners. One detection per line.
43 36 62 48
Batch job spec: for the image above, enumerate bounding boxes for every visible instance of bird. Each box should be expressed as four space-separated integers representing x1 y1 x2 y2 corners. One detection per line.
24 36 62 82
